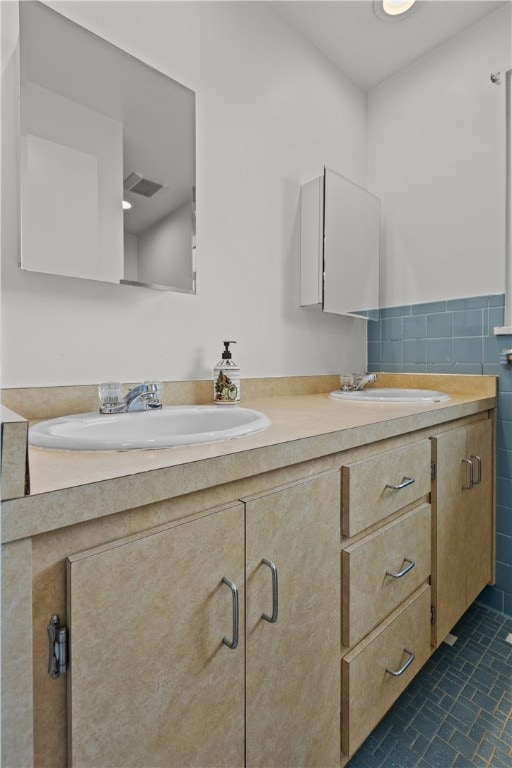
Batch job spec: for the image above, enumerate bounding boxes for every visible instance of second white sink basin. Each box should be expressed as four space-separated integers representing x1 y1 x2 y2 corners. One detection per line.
330 388 450 403
29 405 271 451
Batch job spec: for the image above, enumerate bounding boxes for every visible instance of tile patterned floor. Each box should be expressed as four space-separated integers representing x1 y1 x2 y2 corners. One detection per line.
346 603 512 768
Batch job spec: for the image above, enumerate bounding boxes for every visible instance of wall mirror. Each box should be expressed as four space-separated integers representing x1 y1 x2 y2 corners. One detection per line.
300 167 380 319
19 1 196 293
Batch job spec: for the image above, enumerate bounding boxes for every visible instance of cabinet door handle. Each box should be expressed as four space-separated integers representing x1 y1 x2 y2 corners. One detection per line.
261 558 278 624
385 476 415 491
462 458 474 490
385 649 415 677
470 455 482 485
221 577 239 650
386 558 415 579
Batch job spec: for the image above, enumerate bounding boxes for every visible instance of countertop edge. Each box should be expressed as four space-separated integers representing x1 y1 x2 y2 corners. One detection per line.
1 394 495 544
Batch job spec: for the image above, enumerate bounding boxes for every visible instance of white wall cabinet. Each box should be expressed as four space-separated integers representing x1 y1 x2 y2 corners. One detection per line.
300 167 380 318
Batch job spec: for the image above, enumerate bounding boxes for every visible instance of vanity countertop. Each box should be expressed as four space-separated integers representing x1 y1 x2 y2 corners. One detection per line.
0 374 496 543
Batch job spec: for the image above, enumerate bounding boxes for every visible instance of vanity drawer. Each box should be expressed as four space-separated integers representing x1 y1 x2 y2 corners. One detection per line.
342 503 431 648
341 440 431 537
341 584 431 758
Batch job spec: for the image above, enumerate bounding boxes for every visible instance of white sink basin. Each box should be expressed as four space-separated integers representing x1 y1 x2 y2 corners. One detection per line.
29 406 271 451
330 388 450 403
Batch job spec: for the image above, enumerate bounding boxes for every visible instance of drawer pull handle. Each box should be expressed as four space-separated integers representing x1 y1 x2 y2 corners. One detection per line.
222 577 239 650
386 649 415 677
385 477 415 491
471 455 482 485
462 458 474 490
386 558 415 579
261 558 278 624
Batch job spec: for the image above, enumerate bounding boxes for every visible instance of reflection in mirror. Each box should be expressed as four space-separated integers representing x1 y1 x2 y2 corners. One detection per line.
19 1 196 293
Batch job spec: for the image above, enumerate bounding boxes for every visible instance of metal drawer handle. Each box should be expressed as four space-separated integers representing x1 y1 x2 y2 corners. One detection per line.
222 577 239 650
261 558 278 624
386 558 416 579
385 477 415 491
470 455 482 485
386 649 415 677
462 458 474 490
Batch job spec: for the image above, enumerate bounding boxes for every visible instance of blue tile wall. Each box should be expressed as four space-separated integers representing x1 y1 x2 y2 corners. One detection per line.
367 294 512 618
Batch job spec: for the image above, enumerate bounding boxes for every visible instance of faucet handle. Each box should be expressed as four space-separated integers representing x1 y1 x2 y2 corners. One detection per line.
143 381 163 397
142 381 163 408
98 381 123 409
340 374 355 391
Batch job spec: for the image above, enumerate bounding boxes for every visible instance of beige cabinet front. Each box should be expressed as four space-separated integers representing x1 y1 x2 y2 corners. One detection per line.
465 420 494 605
341 439 431 537
342 503 431 648
67 503 245 768
66 472 341 768
340 436 433 766
244 472 341 768
431 416 494 646
342 585 432 757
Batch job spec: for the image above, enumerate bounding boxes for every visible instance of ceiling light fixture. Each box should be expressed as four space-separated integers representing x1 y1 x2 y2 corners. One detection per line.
373 0 422 22
383 0 416 15
122 200 132 210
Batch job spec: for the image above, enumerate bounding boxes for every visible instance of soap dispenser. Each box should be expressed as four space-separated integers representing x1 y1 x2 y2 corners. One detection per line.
214 341 240 404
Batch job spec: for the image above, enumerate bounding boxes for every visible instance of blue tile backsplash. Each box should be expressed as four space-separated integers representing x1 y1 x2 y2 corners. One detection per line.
367 294 512 618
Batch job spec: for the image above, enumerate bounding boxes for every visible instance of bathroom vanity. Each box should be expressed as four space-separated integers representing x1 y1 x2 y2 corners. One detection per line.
1 374 496 767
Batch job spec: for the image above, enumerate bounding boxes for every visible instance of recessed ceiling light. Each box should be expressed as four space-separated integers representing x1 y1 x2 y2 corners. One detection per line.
373 0 422 21
122 200 132 210
383 0 416 15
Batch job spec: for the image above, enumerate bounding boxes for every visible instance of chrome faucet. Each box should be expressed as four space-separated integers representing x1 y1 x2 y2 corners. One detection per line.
99 381 163 414
353 373 377 391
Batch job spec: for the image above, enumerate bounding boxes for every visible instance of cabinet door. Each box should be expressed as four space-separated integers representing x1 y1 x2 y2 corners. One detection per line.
465 419 493 605
432 417 494 646
431 427 467 646
66 504 245 768
245 473 341 768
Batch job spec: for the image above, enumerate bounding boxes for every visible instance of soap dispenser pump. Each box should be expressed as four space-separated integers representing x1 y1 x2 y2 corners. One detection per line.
214 341 240 404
